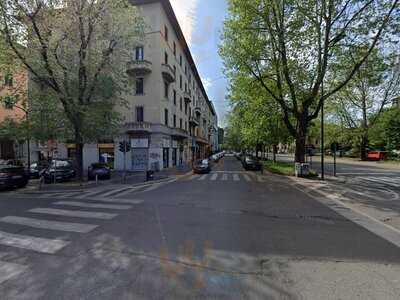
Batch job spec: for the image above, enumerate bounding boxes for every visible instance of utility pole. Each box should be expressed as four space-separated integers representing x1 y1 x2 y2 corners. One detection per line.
321 82 325 181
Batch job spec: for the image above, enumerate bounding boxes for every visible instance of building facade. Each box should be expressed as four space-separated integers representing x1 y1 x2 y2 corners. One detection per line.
113 0 218 171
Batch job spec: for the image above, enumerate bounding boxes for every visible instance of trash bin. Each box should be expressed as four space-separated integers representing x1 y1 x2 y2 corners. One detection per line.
295 163 310 177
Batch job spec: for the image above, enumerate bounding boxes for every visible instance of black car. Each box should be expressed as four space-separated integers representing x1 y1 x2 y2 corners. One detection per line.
0 164 30 189
242 156 262 171
193 159 211 174
88 163 111 180
42 160 76 183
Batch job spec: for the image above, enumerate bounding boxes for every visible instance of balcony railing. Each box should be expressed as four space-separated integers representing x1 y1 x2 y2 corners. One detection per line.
124 122 152 133
126 60 152 76
161 64 175 83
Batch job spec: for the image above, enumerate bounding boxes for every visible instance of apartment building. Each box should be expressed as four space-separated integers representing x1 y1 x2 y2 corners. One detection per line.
113 0 218 171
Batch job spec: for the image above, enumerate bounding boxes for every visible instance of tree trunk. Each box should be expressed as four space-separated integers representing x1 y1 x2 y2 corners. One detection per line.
360 134 368 161
294 114 308 163
273 144 277 163
74 129 84 181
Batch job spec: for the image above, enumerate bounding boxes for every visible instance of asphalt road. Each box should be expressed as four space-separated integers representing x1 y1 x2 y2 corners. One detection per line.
0 157 399 299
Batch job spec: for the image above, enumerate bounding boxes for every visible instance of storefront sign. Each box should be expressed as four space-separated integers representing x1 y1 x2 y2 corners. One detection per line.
131 138 149 148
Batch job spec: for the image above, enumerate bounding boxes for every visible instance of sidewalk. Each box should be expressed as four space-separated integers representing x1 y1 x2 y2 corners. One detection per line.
21 164 192 194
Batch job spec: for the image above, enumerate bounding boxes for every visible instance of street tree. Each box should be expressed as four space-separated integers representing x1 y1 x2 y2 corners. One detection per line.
0 0 144 179
220 0 399 163
328 49 400 160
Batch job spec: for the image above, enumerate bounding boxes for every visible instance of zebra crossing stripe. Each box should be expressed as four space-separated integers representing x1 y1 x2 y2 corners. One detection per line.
210 173 218 181
29 208 117 220
243 174 251 182
0 230 69 254
363 177 399 187
84 198 144 205
233 174 240 181
0 216 98 233
222 174 228 181
0 259 28 284
75 190 109 199
198 174 208 181
53 201 132 210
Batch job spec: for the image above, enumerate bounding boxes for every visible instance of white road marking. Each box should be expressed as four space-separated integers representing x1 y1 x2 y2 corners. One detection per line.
0 231 69 254
75 190 108 199
53 201 132 210
243 174 251 182
221 174 228 181
100 187 133 198
198 174 208 181
362 177 399 188
210 173 218 181
87 198 144 205
0 216 98 233
233 174 240 181
0 260 28 284
29 208 117 220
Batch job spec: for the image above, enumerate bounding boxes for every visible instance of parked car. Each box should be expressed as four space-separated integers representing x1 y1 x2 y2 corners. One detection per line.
42 159 76 183
88 163 111 180
29 161 49 179
0 164 30 189
0 159 25 167
242 156 262 171
193 159 211 174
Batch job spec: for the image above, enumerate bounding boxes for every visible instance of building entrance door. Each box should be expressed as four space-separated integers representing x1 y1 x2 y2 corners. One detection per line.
163 148 169 169
172 148 177 166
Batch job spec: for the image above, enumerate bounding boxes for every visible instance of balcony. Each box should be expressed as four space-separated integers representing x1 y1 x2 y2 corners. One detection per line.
171 128 188 139
161 64 175 83
126 60 152 76
194 107 201 116
124 122 152 133
189 115 199 127
184 91 191 103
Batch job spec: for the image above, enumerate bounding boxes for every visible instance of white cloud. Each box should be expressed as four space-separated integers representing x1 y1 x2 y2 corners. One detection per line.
170 0 199 45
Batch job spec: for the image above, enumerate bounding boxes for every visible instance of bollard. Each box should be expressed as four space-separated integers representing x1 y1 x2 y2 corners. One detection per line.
95 174 98 185
39 175 44 190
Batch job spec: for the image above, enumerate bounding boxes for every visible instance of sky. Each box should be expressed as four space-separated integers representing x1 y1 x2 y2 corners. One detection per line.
170 0 230 127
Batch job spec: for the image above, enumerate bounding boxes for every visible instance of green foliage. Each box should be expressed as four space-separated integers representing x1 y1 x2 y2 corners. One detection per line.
263 160 294 176
369 108 400 151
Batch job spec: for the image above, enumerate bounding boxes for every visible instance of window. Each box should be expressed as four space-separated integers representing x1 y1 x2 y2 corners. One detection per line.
164 52 168 65
173 65 176 75
135 78 144 95
136 106 144 122
164 109 169 126
173 41 176 56
4 73 13 87
185 103 188 115
185 65 187 75
164 25 168 41
173 114 176 127
164 81 169 99
185 121 188 131
180 118 183 129
179 55 182 66
135 46 144 60
180 97 183 111
185 83 187 93
173 90 176 105
179 75 182 89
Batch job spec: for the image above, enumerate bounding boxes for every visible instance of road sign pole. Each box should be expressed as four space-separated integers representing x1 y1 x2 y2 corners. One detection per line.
123 140 127 183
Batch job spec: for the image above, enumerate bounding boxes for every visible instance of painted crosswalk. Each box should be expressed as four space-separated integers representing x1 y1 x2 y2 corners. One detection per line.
29 208 118 220
0 259 29 284
0 230 69 254
53 201 132 210
186 172 260 182
0 216 98 233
